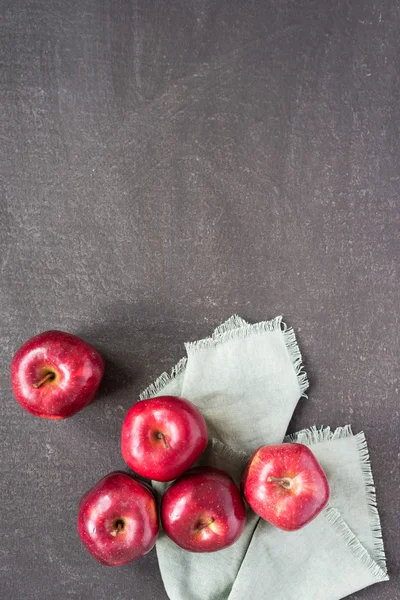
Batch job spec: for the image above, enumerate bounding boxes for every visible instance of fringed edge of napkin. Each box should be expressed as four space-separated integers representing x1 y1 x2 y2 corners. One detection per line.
139 356 187 400
284 424 353 444
355 430 388 573
207 438 250 466
280 319 309 398
324 507 389 583
285 425 388 577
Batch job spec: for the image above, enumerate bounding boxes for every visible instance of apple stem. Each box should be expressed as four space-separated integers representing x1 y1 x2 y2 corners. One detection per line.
196 518 214 531
33 372 55 388
268 476 294 490
156 432 169 450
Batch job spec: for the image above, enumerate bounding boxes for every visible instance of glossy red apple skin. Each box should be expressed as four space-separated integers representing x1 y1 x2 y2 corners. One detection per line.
161 466 246 552
121 396 208 482
10 330 105 419
77 471 159 566
241 443 330 531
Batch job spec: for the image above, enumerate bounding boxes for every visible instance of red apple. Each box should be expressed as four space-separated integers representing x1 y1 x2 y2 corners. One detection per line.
241 443 329 531
77 471 159 566
10 330 104 419
161 466 246 552
121 396 208 482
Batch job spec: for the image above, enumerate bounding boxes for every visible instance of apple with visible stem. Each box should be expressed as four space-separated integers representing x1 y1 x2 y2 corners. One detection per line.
161 466 246 552
77 471 159 566
241 442 329 531
10 330 104 419
121 396 208 482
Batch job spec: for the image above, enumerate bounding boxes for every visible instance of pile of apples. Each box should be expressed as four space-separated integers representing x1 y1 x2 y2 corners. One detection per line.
11 330 330 567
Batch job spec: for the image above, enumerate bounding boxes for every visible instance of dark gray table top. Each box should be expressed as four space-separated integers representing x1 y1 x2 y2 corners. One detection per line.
1 1 399 598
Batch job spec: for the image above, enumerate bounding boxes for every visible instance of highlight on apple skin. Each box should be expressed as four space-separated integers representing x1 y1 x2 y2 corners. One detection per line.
121 395 208 482
161 466 246 552
77 471 159 566
241 442 330 531
10 330 105 419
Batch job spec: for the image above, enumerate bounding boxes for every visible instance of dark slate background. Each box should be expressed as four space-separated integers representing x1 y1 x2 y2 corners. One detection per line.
1 1 399 598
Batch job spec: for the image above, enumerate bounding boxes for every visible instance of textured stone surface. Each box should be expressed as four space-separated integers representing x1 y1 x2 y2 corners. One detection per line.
0 1 398 598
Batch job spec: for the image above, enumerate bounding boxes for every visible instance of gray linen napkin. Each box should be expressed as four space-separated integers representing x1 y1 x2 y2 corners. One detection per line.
140 317 388 600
